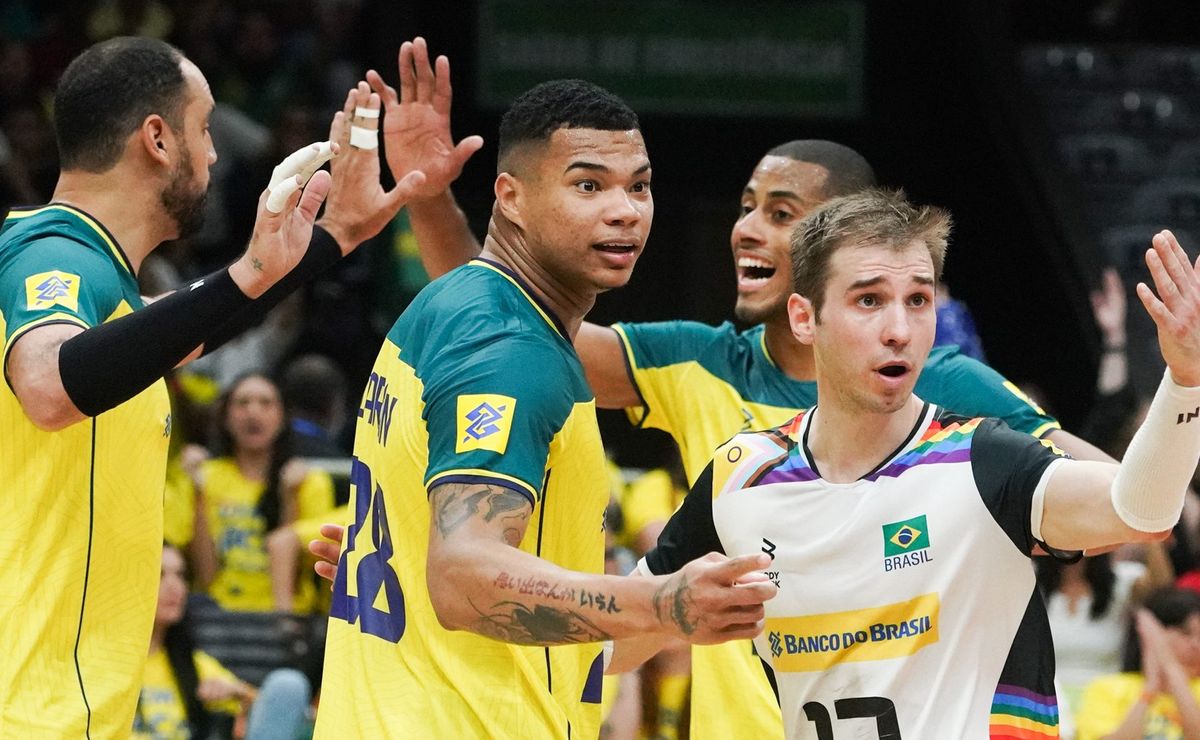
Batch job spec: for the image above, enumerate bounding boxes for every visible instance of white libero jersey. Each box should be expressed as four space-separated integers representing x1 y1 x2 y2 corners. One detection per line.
642 402 1070 739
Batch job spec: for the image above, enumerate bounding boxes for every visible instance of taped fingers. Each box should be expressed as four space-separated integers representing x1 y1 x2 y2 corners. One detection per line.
350 125 379 150
269 141 334 189
350 90 381 150
266 175 301 214
266 141 335 212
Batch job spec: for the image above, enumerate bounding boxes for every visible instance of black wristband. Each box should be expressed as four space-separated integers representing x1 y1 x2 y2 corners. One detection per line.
200 225 342 356
59 268 251 416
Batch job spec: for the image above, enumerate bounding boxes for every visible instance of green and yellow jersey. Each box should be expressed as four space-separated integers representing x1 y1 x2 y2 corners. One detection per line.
614 319 1061 740
0 204 171 736
316 259 609 739
165 458 334 613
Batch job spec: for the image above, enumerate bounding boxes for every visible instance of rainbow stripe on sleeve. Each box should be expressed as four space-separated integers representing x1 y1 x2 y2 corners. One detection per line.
863 418 981 482
989 684 1059 739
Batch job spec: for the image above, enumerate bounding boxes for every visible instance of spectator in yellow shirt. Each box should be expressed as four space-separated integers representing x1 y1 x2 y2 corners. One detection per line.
176 373 334 613
1076 588 1200 740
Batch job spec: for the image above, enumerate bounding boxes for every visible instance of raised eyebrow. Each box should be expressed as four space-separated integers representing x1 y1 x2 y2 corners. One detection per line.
848 274 937 291
848 275 885 291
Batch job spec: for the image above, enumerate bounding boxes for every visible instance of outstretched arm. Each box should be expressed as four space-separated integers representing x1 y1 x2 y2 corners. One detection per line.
425 480 775 646
368 37 484 279
1040 231 1200 551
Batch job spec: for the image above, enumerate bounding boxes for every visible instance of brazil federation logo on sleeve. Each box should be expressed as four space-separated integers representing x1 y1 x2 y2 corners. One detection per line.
25 271 81 311
456 394 516 454
882 514 932 571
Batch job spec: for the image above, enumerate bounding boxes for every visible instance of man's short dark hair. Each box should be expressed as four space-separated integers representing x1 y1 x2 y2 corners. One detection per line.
766 140 876 199
54 37 188 173
497 79 639 174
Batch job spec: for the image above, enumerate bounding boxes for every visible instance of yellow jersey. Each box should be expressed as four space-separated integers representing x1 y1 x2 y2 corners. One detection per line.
164 457 334 613
0 204 171 737
316 260 609 738
1076 672 1200 740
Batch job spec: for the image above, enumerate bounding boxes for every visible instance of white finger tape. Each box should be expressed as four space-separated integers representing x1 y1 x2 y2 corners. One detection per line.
350 125 379 150
269 141 334 189
354 106 381 119
266 175 300 214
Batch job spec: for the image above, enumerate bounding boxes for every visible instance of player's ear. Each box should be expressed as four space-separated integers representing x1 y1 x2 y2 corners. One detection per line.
788 293 817 345
137 114 172 167
494 172 527 230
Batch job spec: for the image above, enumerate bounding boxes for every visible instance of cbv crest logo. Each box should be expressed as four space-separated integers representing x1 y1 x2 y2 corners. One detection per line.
25 270 81 311
882 515 932 572
456 394 516 454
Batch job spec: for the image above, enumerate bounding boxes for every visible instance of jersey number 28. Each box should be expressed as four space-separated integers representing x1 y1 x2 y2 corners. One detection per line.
330 457 406 642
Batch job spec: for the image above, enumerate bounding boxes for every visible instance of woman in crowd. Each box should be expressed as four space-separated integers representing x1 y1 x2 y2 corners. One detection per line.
1037 545 1174 717
185 372 334 613
135 544 311 739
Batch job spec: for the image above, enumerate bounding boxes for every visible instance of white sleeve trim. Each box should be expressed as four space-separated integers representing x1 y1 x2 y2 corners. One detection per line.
1030 457 1069 543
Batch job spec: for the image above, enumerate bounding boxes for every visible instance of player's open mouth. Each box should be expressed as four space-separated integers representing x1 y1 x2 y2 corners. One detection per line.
594 242 636 254
877 363 910 378
737 256 777 286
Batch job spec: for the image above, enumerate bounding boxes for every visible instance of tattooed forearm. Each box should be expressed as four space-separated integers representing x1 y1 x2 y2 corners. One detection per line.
432 483 531 544
468 597 612 646
652 572 698 636
494 572 623 614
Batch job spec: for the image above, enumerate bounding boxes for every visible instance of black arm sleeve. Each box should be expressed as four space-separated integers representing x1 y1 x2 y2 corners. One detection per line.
644 462 724 575
59 268 251 416
200 225 341 356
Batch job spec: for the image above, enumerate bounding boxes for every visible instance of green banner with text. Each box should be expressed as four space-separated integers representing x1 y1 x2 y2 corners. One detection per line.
477 0 865 118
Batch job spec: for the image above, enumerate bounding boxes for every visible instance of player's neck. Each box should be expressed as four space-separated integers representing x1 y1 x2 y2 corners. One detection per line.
478 240 594 339
762 317 815 381
806 394 924 483
52 169 173 275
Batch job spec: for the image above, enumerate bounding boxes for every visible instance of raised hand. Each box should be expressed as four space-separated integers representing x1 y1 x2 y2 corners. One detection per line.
1092 267 1127 348
229 142 335 297
319 83 428 252
1138 230 1200 386
366 36 483 199
651 552 776 645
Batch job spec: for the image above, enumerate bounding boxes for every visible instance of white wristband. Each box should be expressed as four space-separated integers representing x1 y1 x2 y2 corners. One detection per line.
1111 369 1200 532
350 125 379 150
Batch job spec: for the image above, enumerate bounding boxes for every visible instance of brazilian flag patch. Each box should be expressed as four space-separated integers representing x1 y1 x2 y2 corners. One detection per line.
882 515 930 557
